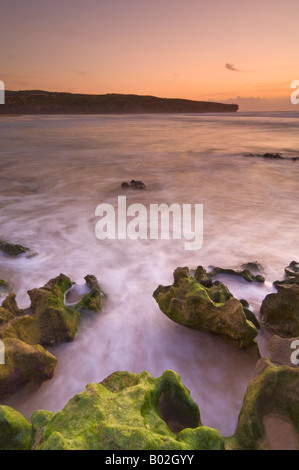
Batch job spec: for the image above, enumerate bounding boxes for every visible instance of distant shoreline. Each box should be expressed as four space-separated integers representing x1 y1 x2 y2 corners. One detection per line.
0 90 238 115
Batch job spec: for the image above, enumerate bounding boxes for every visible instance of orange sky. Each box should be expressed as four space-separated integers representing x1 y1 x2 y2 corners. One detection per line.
1 0 299 110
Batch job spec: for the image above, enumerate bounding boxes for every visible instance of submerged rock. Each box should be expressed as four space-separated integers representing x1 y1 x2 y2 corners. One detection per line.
227 358 299 450
121 179 146 190
274 261 299 287
208 265 265 283
0 241 31 257
0 273 106 400
260 283 299 337
153 266 260 359
0 370 225 450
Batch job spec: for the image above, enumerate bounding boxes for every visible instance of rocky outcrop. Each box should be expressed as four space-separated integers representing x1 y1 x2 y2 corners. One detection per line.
208 265 265 283
0 370 225 450
274 261 299 287
0 274 106 400
260 283 299 337
153 266 260 359
227 358 299 450
1 361 298 450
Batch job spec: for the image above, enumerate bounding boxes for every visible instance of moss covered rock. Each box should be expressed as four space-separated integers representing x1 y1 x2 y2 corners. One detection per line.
0 338 57 399
29 369 224 450
74 275 106 313
0 405 32 450
28 274 79 345
227 358 299 450
260 283 299 337
153 267 260 359
0 273 106 400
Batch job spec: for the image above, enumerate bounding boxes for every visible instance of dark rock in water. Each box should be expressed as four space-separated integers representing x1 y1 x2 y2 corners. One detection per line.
0 273 106 400
260 283 299 337
273 261 299 287
241 261 264 274
121 179 146 190
244 152 298 162
228 358 299 450
285 261 299 276
153 266 260 359
208 266 265 283
240 299 249 308
0 241 31 257
243 307 260 330
263 153 283 159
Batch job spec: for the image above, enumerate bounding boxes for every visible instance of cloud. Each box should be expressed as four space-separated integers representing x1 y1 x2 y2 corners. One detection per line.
225 63 240 72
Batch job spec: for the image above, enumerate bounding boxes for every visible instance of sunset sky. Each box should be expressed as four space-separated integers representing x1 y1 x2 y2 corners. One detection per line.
1 0 298 110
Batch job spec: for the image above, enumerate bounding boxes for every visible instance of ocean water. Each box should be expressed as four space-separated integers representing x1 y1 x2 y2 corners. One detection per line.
0 111 298 437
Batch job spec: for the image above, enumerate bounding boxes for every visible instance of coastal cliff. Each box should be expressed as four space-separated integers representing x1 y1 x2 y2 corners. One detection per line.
1 90 238 114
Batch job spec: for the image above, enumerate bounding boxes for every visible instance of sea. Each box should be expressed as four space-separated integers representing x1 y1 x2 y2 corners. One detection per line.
0 111 298 437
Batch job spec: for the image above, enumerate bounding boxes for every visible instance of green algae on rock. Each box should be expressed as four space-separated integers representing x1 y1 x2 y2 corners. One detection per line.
27 370 224 450
28 273 106 345
153 267 260 359
1 363 298 450
0 405 32 450
0 273 106 400
0 338 57 401
74 275 106 313
227 358 299 450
